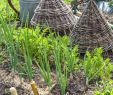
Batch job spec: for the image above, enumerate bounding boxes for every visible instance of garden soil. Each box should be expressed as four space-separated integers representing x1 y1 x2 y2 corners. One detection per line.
0 61 96 95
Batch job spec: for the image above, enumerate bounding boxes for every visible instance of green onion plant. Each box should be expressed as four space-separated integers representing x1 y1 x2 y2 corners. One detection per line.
53 40 68 95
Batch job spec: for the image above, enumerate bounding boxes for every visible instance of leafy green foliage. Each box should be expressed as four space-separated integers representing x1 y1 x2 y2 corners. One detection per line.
83 48 113 84
0 0 19 23
94 81 113 95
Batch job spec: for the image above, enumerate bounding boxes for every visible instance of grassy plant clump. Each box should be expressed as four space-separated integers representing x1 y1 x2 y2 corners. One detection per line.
35 45 52 87
48 35 79 95
83 48 113 84
53 41 68 95
63 46 79 74
0 15 34 80
0 16 19 71
22 29 34 81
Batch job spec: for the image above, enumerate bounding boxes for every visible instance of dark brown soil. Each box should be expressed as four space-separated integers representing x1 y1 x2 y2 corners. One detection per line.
0 59 97 95
50 72 96 95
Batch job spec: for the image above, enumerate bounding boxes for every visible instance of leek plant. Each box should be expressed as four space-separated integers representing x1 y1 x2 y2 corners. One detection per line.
0 15 19 71
21 28 34 81
35 38 52 87
53 40 68 95
52 35 79 95
63 46 79 74
0 17 34 80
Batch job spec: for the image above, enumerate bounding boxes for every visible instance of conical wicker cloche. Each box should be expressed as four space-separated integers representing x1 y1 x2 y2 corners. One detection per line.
31 0 76 35
71 0 113 53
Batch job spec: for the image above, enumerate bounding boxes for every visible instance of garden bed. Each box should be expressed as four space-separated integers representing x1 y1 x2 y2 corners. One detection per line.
1 0 113 95
0 62 96 95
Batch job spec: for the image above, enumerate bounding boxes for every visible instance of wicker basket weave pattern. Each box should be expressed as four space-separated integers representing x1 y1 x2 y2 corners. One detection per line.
31 0 76 35
71 0 113 53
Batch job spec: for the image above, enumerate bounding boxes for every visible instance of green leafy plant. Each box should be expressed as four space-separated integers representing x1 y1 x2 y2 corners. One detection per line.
83 48 113 84
94 81 113 95
0 0 19 23
13 26 52 59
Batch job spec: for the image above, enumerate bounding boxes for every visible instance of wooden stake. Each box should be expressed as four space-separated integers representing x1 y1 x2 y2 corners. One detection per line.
10 87 18 95
31 80 39 95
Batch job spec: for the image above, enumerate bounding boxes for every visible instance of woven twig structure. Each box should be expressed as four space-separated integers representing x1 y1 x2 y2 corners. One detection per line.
71 0 113 53
31 0 76 35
